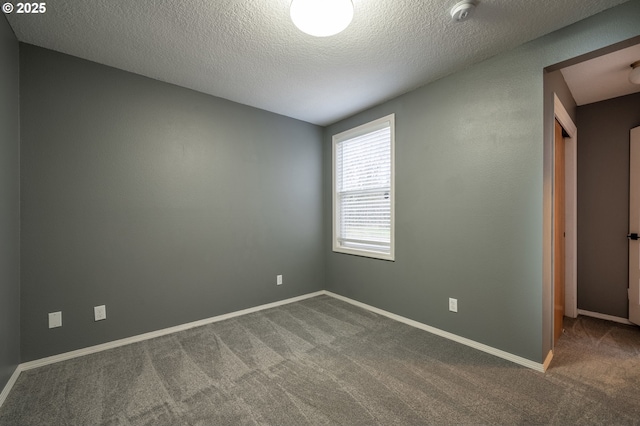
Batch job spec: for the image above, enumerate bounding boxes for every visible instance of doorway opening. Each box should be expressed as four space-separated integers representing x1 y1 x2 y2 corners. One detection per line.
545 35 640 360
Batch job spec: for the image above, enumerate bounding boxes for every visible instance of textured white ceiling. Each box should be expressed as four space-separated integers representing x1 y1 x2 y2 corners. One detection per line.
5 0 633 125
561 44 640 105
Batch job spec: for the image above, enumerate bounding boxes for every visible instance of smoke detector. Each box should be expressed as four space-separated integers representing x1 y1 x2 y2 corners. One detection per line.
451 0 476 22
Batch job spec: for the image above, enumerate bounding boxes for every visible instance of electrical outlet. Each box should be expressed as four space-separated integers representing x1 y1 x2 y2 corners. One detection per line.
49 311 62 328
277 275 283 285
94 305 107 321
449 298 458 313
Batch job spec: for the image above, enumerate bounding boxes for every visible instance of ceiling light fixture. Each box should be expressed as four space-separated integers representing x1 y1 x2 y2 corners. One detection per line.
630 60 640 85
290 0 354 37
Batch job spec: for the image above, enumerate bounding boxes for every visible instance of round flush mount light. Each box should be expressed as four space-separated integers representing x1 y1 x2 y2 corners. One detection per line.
451 0 476 22
630 60 640 85
290 0 354 37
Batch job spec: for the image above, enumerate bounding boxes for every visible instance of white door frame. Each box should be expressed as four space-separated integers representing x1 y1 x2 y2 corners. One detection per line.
554 94 578 319
629 126 640 325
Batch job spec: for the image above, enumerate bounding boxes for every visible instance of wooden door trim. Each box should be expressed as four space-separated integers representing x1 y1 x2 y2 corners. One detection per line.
554 94 577 322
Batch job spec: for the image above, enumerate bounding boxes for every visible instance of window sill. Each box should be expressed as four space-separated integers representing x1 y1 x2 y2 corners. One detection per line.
332 246 395 261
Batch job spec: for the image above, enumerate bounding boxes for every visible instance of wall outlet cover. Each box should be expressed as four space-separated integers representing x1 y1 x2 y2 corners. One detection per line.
94 305 107 321
449 298 458 313
277 275 283 285
49 311 62 328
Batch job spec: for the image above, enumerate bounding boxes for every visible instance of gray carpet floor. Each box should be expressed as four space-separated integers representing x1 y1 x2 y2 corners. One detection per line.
1 295 639 425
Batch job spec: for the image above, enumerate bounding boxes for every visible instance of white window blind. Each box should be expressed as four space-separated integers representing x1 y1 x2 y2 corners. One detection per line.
333 114 394 260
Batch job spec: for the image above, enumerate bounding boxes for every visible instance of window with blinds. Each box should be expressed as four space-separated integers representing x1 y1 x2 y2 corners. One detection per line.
332 114 395 260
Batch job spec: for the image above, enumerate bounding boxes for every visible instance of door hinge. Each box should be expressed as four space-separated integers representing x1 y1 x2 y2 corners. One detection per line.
628 233 639 240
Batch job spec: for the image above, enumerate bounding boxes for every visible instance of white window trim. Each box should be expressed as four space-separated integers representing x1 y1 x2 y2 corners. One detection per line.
332 113 395 261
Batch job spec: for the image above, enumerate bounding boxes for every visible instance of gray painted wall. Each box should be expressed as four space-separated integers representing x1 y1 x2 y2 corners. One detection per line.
20 44 324 361
8 1 640 367
577 92 640 318
0 16 20 389
324 1 640 363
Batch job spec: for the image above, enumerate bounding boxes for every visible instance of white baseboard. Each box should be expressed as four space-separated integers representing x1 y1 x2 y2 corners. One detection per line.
324 291 546 372
4 288 548 408
0 365 22 408
577 309 633 325
20 291 324 372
